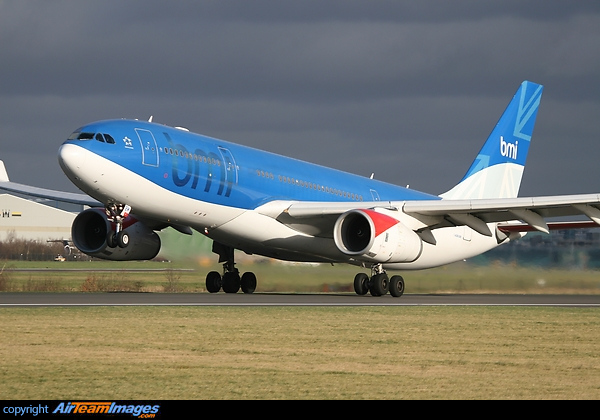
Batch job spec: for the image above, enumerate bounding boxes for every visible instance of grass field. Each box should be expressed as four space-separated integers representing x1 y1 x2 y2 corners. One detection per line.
1 260 599 399
1 259 600 294
1 306 599 399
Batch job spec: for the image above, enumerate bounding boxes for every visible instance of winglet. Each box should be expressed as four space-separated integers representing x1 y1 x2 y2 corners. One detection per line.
441 81 543 200
0 161 9 182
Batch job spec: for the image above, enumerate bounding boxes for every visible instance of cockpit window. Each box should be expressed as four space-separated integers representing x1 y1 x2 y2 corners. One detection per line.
77 132 95 140
68 129 116 144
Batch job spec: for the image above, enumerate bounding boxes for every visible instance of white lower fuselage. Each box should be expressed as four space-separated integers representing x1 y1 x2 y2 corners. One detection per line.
59 142 504 270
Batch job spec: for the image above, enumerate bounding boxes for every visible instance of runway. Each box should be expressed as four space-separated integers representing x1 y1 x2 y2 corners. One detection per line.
1 292 599 307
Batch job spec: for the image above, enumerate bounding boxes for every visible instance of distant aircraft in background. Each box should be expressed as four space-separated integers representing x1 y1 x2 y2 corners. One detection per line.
47 239 77 260
1 81 599 297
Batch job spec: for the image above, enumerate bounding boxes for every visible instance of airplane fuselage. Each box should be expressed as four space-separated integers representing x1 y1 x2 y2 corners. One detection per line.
5 81 598 296
58 119 501 268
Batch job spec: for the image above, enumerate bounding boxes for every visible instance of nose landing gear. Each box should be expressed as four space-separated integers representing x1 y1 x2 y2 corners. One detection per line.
105 203 131 248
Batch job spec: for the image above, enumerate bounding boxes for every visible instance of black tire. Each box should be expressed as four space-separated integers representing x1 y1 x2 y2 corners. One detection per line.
389 275 405 297
206 271 222 293
370 273 389 296
222 271 241 293
241 272 257 294
353 273 369 295
106 231 117 248
117 231 129 248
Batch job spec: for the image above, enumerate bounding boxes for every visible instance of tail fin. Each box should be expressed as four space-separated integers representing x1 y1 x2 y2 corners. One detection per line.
0 161 9 182
440 80 543 200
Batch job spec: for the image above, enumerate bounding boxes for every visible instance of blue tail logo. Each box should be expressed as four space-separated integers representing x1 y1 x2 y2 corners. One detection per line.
441 81 543 200
514 82 543 141
500 136 518 160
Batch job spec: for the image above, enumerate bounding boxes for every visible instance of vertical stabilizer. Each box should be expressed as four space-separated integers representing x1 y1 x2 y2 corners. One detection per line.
0 161 9 182
440 81 543 200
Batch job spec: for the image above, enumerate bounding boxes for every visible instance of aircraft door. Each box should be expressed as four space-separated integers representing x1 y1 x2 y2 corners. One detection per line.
135 129 159 167
218 146 238 197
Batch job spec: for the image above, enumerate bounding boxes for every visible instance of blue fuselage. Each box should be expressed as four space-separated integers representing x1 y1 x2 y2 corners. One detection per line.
63 119 439 209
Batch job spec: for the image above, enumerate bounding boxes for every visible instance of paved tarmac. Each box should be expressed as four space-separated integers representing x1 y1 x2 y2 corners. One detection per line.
1 292 599 307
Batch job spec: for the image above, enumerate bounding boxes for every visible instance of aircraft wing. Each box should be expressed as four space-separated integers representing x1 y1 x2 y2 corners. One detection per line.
402 194 600 235
0 159 100 206
0 180 100 207
262 193 600 238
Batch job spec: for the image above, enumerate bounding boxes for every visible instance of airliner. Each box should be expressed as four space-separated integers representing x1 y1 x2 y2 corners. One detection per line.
1 81 599 297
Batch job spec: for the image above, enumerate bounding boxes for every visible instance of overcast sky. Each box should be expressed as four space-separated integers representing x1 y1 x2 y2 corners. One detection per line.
1 1 599 198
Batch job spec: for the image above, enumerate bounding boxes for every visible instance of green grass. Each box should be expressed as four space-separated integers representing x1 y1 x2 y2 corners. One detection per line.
1 306 599 399
1 259 600 294
1 261 599 399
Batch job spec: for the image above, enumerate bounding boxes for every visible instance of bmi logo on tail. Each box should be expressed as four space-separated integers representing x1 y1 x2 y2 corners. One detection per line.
500 136 518 160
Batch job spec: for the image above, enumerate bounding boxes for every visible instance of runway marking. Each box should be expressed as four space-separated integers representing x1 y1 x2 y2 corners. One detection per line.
1 293 599 307
2 303 600 307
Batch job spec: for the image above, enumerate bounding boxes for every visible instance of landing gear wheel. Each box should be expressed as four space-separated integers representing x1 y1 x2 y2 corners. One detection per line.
222 271 241 294
116 231 129 248
206 271 222 293
389 275 405 297
370 273 389 296
209 242 260 295
241 272 257 294
353 273 369 295
106 231 117 248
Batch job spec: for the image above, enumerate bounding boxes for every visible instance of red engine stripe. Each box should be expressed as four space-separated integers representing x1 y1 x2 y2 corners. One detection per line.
361 209 399 237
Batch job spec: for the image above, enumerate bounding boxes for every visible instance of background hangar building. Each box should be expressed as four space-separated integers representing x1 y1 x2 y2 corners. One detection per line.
0 193 80 242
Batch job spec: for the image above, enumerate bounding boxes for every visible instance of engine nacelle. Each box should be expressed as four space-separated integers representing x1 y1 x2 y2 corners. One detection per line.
71 208 161 261
333 209 423 263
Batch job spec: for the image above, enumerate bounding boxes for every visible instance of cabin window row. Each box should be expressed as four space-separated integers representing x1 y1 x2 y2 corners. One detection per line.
256 169 363 201
162 147 221 166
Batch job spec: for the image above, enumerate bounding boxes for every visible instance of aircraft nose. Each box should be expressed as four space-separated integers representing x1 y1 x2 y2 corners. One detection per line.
58 143 87 179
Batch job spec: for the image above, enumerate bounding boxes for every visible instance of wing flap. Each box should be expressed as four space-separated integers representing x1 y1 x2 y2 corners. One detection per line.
498 221 600 233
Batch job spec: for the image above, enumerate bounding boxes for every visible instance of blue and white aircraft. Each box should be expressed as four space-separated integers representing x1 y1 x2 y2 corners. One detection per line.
2 81 600 296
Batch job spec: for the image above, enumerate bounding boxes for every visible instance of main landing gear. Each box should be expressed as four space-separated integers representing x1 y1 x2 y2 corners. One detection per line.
206 242 257 294
105 203 131 248
353 264 405 297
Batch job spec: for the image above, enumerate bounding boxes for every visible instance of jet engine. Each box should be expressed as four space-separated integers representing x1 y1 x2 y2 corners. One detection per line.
333 209 423 263
71 208 161 261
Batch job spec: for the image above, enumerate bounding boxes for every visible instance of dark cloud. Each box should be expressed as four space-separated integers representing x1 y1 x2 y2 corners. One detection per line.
0 1 599 197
